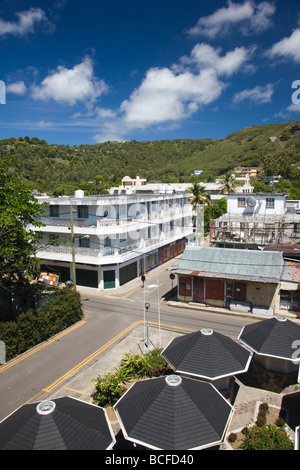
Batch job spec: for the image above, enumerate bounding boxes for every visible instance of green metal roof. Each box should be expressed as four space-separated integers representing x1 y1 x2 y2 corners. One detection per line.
176 246 283 283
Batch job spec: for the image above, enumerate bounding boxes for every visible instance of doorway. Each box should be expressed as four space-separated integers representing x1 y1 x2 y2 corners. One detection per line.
233 282 247 302
193 278 205 303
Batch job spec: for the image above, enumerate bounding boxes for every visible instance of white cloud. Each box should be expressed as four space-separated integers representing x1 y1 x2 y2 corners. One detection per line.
31 57 109 106
233 83 274 105
6 81 27 95
93 41 260 142
0 7 48 37
268 29 300 63
180 43 254 76
119 66 225 130
188 1 275 38
93 64 226 142
38 120 53 128
286 103 300 113
95 107 117 119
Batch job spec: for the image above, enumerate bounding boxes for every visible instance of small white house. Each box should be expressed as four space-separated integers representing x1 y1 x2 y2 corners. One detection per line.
227 193 286 216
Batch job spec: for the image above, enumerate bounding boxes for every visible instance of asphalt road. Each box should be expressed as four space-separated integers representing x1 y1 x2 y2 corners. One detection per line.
0 264 257 422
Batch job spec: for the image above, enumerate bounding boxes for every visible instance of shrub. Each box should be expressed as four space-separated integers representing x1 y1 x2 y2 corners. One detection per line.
228 433 237 443
92 349 171 407
276 417 285 428
241 424 294 450
92 372 125 407
259 403 269 412
256 411 267 427
0 287 83 360
118 348 171 380
256 402 269 427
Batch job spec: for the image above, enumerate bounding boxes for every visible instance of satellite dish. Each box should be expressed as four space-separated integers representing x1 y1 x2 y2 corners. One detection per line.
246 196 256 207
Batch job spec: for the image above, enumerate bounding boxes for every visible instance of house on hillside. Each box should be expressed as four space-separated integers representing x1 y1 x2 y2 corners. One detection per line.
175 246 300 317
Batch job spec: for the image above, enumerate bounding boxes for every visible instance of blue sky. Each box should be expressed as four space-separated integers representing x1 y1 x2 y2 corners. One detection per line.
0 0 300 145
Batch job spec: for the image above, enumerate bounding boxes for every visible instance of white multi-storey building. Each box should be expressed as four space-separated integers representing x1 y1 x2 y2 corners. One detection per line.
30 187 193 290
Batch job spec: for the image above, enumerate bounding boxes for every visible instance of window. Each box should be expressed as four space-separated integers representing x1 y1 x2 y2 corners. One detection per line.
179 276 192 296
104 236 111 247
237 198 246 208
266 198 275 209
50 205 59 217
79 237 90 248
77 205 88 218
280 290 298 311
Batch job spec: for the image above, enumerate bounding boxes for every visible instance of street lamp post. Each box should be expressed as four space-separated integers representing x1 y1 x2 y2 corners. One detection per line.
145 301 150 349
70 205 76 290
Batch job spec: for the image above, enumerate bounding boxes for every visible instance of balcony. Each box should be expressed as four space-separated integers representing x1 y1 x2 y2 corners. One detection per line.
34 205 191 231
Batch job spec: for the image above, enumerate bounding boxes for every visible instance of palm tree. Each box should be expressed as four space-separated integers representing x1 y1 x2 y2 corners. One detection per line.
187 183 211 234
219 172 237 194
187 183 211 211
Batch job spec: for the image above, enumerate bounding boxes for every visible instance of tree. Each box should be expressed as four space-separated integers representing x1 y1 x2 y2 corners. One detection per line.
0 156 46 293
219 172 237 194
187 183 211 211
204 197 227 232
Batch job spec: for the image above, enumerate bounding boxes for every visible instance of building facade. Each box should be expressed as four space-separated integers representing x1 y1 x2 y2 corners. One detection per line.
176 246 300 317
210 193 300 248
30 189 193 290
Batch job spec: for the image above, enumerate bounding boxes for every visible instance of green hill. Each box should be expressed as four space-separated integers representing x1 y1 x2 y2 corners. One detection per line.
1 120 300 195
176 121 300 176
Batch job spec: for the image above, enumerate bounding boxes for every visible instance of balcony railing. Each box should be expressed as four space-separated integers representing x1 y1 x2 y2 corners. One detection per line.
37 245 101 257
35 206 191 229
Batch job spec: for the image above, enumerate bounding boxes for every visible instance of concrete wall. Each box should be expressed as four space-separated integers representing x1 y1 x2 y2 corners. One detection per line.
177 275 290 315
227 193 286 216
246 282 278 310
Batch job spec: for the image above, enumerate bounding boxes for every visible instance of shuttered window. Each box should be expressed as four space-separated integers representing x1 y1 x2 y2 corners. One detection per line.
206 279 224 300
179 276 192 296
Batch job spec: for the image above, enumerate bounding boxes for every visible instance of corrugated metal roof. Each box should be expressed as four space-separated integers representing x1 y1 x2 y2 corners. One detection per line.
176 246 283 283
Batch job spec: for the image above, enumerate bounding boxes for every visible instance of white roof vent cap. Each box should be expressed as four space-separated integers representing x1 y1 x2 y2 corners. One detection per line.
275 316 287 322
165 375 182 386
36 400 56 415
201 328 213 336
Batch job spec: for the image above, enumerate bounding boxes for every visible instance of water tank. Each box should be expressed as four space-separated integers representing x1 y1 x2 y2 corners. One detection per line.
75 190 84 198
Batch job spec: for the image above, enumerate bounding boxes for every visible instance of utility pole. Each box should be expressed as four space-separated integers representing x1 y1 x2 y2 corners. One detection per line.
70 205 76 290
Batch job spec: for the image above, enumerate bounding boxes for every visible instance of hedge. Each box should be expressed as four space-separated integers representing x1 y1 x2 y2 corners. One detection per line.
0 287 83 361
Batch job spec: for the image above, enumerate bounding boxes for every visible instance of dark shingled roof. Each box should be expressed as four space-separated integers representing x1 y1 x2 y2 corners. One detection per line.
238 316 300 360
162 329 252 379
0 397 115 450
114 375 233 450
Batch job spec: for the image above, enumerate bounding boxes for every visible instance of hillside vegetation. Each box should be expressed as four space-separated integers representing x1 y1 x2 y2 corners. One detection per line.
1 120 300 195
